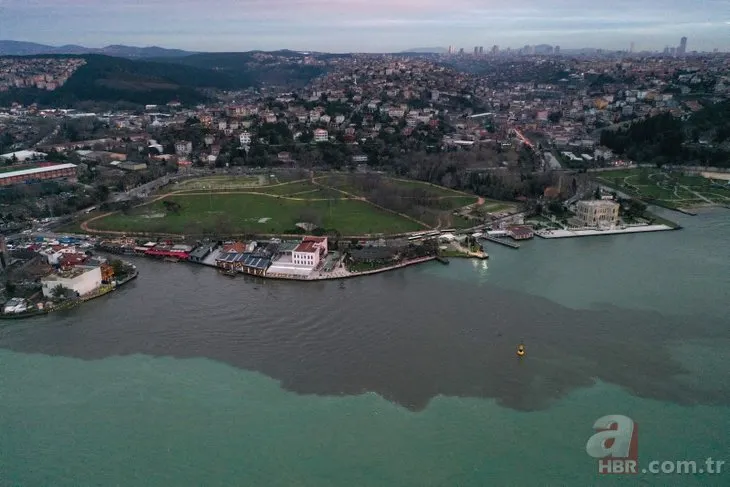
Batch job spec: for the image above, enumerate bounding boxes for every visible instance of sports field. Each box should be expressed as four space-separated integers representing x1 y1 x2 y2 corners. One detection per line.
595 168 730 209
90 193 425 236
87 175 509 236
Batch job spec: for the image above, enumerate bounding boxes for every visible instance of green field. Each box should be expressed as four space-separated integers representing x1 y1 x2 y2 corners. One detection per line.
90 193 425 236
596 168 730 209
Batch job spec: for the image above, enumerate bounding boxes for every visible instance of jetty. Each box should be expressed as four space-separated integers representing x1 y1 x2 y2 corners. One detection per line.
481 235 520 249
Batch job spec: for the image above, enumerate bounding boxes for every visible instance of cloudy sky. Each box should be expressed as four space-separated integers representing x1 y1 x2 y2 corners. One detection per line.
1 0 728 52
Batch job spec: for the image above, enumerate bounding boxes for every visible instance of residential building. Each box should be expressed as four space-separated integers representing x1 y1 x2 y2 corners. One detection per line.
175 141 192 156
314 129 329 142
239 131 251 146
575 200 620 228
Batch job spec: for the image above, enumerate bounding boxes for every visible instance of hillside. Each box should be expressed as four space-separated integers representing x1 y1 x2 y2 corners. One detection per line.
599 101 730 167
153 51 328 88
0 54 239 107
0 40 194 58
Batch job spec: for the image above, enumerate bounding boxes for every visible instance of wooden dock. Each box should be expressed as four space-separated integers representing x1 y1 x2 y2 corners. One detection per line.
481 236 520 249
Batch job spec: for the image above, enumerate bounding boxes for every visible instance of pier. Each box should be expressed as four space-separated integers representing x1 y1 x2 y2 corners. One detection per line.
481 236 520 249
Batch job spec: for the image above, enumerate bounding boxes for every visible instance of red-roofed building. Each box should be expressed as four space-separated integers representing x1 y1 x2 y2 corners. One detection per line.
222 241 247 254
58 252 88 270
507 225 534 240
292 236 328 267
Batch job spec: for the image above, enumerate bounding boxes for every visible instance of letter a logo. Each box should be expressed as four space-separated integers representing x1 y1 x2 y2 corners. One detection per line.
586 415 637 459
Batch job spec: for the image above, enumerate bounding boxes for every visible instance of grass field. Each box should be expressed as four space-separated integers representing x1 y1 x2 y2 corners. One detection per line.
87 174 514 236
90 193 425 235
595 168 730 209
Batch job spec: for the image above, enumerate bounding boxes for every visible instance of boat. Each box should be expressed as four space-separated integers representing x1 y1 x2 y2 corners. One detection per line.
517 343 525 357
163 257 180 263
219 268 237 277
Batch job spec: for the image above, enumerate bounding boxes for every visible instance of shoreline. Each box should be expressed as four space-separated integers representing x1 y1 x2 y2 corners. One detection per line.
536 224 675 239
201 255 439 281
0 267 138 321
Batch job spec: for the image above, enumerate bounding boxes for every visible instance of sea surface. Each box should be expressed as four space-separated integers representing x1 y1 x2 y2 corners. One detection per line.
1 208 729 486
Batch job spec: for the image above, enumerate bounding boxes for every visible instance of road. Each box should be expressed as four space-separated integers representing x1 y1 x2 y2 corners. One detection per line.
512 128 535 149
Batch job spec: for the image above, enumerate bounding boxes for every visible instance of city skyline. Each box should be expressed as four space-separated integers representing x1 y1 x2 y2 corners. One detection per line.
1 0 728 53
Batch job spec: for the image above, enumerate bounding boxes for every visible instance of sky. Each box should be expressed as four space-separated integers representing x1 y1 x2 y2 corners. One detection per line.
1 0 729 52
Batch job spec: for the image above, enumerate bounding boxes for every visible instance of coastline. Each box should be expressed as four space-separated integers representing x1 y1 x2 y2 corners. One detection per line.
0 267 138 321
208 256 438 281
536 224 675 239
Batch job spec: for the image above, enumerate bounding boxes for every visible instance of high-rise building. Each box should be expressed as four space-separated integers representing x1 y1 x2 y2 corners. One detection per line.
479 46 484 55
474 46 479 56
458 47 464 55
629 42 635 53
491 45 499 55
554 45 560 54
678 36 688 56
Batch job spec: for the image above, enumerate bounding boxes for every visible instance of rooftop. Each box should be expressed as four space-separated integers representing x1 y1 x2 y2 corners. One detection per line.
0 163 77 180
578 199 620 207
294 240 320 253
44 265 97 280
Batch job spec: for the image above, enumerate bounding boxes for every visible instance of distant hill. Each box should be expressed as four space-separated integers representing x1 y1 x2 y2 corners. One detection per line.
0 54 238 107
401 47 447 54
0 40 194 59
600 101 730 168
153 51 328 88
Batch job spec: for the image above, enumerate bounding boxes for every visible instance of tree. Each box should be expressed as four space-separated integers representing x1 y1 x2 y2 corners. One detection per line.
109 259 130 278
51 284 74 300
594 186 601 200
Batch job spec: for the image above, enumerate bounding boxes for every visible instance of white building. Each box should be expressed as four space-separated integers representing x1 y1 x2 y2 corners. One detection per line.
3 298 28 314
575 200 620 228
314 129 329 142
292 237 328 267
41 266 102 298
175 141 192 156
239 131 251 146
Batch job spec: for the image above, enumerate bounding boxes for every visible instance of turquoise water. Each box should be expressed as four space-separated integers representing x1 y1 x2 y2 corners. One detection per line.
1 208 729 486
2 351 727 486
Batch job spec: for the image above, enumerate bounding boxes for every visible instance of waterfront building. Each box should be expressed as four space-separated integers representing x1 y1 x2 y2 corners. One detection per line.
575 200 620 228
3 298 28 314
507 225 535 240
41 266 102 298
292 237 328 267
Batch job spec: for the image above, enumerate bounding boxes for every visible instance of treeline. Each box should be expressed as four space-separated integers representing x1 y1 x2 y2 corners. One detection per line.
600 104 730 168
391 151 554 201
322 174 465 227
154 52 327 88
0 54 242 107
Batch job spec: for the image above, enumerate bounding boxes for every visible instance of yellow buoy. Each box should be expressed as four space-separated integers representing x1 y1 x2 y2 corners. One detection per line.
517 344 525 357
